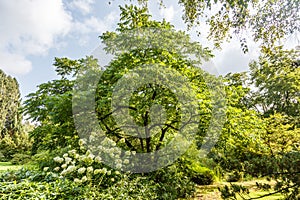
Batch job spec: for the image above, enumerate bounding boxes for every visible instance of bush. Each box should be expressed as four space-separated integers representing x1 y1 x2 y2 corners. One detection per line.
10 153 31 165
85 176 159 200
0 163 195 199
1 139 200 199
146 163 196 199
0 179 86 199
187 162 215 185
0 151 8 162
33 140 198 199
226 171 242 182
0 131 32 160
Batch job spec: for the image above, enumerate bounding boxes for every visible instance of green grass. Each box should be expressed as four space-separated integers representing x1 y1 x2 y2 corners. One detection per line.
0 162 23 172
193 180 284 200
236 190 283 200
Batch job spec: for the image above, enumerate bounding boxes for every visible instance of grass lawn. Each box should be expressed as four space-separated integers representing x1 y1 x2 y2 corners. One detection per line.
193 180 284 200
0 162 23 172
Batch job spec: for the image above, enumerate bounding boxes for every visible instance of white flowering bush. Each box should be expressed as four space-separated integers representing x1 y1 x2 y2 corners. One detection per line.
47 139 131 187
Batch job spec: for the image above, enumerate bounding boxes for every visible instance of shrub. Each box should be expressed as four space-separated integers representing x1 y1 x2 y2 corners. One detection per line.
0 151 8 162
0 179 86 200
149 163 196 199
226 171 242 182
187 162 215 185
0 131 32 160
10 153 31 165
180 144 216 185
36 139 198 199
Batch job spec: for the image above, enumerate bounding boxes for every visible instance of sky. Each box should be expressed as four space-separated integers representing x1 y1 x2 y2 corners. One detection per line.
0 0 283 99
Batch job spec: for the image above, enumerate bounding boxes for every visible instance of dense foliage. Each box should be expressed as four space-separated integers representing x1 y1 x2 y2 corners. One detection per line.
128 0 300 51
20 5 219 199
219 47 300 199
0 70 32 160
0 69 21 137
1 3 299 200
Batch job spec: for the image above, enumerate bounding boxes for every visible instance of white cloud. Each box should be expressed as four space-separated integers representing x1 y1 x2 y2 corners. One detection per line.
69 0 95 15
72 12 118 45
212 39 260 75
0 52 32 75
0 0 72 75
159 5 175 22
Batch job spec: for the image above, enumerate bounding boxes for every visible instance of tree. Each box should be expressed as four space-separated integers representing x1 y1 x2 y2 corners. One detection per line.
0 70 31 159
249 46 300 119
127 0 300 52
72 4 227 172
219 47 300 199
23 57 99 153
0 70 21 137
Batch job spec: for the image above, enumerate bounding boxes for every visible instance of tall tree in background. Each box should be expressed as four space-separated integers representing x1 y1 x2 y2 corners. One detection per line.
250 46 300 120
0 70 31 160
219 47 300 199
0 69 21 137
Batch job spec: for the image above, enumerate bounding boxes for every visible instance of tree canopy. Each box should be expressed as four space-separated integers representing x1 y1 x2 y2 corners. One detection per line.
128 0 300 52
0 69 21 137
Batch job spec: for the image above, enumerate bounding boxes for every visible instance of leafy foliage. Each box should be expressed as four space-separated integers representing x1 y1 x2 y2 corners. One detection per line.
0 70 21 137
219 47 300 199
0 70 32 160
129 0 300 52
250 46 300 119
23 57 99 153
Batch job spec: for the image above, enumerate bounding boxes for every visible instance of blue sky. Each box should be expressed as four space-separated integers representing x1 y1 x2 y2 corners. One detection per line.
0 0 269 99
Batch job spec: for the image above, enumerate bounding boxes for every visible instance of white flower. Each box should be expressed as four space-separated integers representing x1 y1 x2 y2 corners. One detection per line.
120 138 126 143
109 153 115 158
102 138 110 146
116 159 122 164
97 145 103 150
81 176 88 182
68 149 77 156
64 157 72 164
60 170 68 176
79 155 85 162
54 167 60 172
86 150 92 156
63 153 68 158
74 153 79 159
102 168 107 174
132 151 136 156
61 164 67 169
123 159 129 164
93 169 102 175
125 151 131 156
78 167 86 174
53 157 64 163
74 178 81 183
88 154 95 160
95 156 102 163
52 173 58 178
87 166 93 173
111 178 115 182
107 170 111 175
43 167 49 172
79 139 86 146
116 163 122 169
115 170 120 175
66 165 76 173
81 154 94 164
